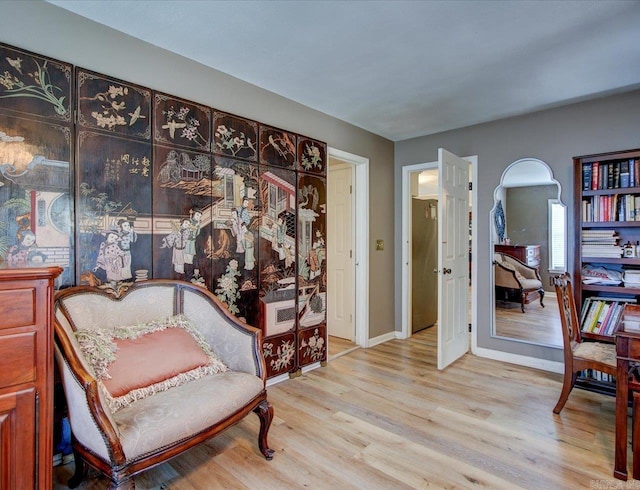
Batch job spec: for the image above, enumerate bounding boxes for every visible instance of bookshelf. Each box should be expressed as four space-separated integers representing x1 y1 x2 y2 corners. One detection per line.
575 148 640 344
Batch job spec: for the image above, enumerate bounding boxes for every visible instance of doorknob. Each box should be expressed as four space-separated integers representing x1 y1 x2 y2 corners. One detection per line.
443 268 452 274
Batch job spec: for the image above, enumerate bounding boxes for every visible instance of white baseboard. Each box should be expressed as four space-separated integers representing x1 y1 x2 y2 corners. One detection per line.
266 372 290 387
367 331 401 348
473 346 564 374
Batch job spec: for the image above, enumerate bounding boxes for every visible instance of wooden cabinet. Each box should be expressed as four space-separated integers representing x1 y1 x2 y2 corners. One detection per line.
0 266 61 489
494 244 541 268
574 148 640 343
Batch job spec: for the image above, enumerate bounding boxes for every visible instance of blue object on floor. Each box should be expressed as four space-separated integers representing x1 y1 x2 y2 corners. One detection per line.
56 417 72 456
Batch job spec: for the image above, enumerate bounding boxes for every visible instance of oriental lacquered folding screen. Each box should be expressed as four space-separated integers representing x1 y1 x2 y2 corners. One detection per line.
0 42 328 378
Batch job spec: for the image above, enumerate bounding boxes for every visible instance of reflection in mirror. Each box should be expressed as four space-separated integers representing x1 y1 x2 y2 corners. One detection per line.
490 158 566 348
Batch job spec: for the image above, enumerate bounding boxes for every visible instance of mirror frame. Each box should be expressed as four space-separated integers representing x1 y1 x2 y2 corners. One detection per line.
490 157 566 347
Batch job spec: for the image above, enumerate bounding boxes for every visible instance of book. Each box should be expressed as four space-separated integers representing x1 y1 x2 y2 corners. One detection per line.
592 162 599 190
582 300 602 332
580 298 593 327
621 159 630 187
594 302 611 333
605 303 624 335
583 163 592 191
598 302 615 334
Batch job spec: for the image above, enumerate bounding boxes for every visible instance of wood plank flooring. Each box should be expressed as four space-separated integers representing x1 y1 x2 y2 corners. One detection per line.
494 290 563 347
54 327 626 489
328 335 359 359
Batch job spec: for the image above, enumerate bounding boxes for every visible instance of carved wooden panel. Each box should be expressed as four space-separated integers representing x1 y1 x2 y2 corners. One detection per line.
213 111 258 162
77 69 151 141
297 137 327 175
259 125 296 169
0 112 73 286
262 332 296 378
298 324 327 366
297 173 327 333
0 43 72 124
206 158 261 325
258 166 297 337
75 131 152 285
153 145 213 288
154 92 211 152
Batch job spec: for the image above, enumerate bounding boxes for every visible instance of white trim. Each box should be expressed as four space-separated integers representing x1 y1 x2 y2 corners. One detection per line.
328 147 370 348
401 157 477 348
368 331 401 347
402 161 437 340
301 361 322 374
472 346 563 374
266 373 290 387
470 156 479 356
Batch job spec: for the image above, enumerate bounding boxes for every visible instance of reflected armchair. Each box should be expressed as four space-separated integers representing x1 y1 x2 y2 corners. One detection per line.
494 252 544 313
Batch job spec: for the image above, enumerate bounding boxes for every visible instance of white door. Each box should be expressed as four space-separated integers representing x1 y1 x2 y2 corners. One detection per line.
437 148 470 369
327 160 354 340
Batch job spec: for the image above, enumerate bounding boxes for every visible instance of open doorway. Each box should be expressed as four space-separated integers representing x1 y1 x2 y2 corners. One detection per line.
401 157 475 362
326 148 369 360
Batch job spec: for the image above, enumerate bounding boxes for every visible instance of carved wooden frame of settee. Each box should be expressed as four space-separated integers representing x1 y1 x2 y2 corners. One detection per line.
53 279 274 490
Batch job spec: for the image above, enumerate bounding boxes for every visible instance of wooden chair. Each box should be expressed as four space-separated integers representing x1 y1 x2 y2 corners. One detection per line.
552 272 616 414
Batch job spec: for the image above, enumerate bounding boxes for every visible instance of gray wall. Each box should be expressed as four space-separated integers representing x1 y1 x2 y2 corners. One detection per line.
1 0 395 339
396 89 640 363
507 184 555 291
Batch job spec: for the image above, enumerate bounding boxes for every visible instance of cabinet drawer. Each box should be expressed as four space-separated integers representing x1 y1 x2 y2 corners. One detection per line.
0 288 35 330
0 332 36 387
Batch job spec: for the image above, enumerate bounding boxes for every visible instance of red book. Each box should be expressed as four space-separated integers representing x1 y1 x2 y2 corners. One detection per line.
592 162 600 190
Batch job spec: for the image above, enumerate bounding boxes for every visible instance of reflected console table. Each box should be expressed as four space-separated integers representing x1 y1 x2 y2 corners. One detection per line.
494 244 540 268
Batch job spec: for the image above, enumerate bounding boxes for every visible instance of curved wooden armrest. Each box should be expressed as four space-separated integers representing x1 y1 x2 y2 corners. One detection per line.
494 261 523 289
54 321 126 464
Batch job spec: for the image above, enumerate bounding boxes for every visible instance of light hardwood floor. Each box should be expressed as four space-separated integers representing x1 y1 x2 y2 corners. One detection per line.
54 327 626 489
328 335 359 359
494 290 563 347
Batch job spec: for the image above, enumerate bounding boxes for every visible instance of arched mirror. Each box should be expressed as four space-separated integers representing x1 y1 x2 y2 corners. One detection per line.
490 158 566 347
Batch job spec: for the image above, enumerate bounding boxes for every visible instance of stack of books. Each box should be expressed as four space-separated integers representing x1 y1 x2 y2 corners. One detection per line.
581 229 622 258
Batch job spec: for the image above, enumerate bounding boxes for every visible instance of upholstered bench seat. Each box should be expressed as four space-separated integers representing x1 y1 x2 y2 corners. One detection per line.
114 371 264 460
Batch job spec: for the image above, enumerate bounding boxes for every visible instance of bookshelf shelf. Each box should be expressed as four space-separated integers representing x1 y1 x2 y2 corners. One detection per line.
582 221 640 228
582 284 640 295
575 148 640 343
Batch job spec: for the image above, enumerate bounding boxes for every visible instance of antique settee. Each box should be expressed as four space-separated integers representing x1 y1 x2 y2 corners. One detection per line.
493 252 545 313
53 279 274 489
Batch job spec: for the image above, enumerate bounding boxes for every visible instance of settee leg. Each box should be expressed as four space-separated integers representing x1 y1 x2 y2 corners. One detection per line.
255 399 275 460
67 445 86 489
539 288 545 307
108 478 135 490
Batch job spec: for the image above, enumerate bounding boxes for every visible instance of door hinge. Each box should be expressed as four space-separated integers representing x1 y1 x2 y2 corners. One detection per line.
350 249 352 258
350 185 352 194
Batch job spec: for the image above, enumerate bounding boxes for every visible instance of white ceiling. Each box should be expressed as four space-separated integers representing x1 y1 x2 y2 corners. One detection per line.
47 0 640 142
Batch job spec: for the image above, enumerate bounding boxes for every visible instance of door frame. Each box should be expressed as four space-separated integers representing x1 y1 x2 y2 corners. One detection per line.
328 147 369 348
401 156 478 348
